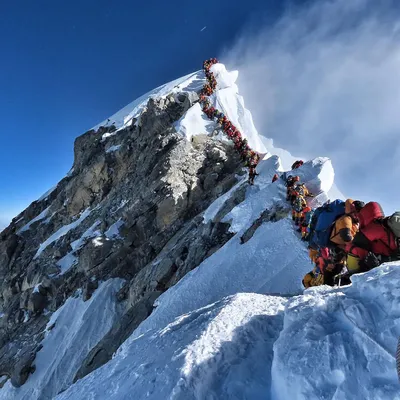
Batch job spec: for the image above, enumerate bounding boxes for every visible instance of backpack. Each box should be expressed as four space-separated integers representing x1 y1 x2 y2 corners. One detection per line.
312 199 345 248
387 212 400 238
304 209 314 225
386 212 400 256
308 207 325 249
294 196 306 212
358 202 384 228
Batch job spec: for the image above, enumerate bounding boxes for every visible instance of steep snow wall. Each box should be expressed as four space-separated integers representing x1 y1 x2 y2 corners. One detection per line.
56 265 400 400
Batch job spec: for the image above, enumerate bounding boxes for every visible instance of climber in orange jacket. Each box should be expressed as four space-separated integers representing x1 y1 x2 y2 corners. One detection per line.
329 199 364 248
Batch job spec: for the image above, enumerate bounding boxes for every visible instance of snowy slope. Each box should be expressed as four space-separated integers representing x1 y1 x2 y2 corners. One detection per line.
56 265 400 400
174 63 268 153
1 279 124 400
93 71 205 133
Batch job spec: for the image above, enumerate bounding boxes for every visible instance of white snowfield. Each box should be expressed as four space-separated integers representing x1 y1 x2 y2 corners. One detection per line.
56 266 400 400
1 279 124 400
93 70 205 133
175 63 268 154
4 64 399 400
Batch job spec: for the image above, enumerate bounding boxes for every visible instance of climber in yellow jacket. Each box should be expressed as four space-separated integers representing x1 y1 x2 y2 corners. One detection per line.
330 199 365 248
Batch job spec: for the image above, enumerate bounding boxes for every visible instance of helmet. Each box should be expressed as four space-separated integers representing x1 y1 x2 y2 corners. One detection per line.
352 200 365 212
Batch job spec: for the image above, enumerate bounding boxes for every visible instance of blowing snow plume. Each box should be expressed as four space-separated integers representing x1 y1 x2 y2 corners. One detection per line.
223 0 400 213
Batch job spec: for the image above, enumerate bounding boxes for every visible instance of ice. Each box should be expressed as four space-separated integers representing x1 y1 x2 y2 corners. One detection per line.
105 219 124 239
17 207 50 234
0 279 125 400
34 208 92 259
56 265 400 400
105 144 121 154
56 253 78 275
93 71 205 133
37 186 57 202
70 220 101 251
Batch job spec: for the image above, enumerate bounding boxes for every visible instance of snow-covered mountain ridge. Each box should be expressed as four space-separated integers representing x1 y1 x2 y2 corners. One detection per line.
0 62 398 400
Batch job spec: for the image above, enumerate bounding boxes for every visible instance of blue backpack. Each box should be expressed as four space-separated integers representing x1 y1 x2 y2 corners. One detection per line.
308 200 345 249
312 200 345 248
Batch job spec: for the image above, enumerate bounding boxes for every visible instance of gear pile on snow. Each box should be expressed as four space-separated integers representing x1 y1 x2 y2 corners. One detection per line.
199 58 261 170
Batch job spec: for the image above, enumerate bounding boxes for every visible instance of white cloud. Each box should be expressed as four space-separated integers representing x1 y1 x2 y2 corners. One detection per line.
222 0 400 213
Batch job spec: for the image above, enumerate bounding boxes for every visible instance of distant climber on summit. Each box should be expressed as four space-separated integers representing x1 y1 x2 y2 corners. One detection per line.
291 160 304 170
248 167 259 185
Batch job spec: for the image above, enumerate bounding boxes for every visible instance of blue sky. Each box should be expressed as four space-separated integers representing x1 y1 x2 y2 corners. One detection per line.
0 0 291 227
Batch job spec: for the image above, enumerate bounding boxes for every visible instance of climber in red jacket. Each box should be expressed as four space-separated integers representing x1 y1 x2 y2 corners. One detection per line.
291 160 304 170
272 174 279 183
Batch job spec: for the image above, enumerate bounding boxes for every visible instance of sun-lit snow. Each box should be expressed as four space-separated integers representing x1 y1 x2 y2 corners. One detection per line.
70 220 101 251
174 103 216 140
93 70 205 134
34 208 93 259
271 264 400 400
1 279 124 400
56 265 400 400
105 219 124 239
174 63 268 154
105 144 122 154
56 252 78 275
17 207 50 234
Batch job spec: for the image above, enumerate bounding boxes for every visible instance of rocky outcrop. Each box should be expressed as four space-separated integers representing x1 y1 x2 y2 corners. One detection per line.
0 90 245 389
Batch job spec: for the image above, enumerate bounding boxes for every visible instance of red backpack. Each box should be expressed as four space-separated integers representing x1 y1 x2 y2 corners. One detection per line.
357 202 384 228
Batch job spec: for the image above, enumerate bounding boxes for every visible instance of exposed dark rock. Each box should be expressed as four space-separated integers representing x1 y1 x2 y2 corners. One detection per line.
240 205 290 244
0 89 245 391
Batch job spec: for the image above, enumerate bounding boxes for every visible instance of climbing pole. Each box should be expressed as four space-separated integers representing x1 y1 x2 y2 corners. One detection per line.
200 58 261 170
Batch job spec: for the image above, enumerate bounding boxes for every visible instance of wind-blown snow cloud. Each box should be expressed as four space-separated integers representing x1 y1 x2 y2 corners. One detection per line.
223 0 400 213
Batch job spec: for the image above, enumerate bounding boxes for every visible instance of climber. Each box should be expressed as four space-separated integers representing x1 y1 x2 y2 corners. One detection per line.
301 206 313 240
329 199 365 249
272 173 279 183
345 203 400 274
291 160 304 170
293 195 307 226
248 167 259 185
285 176 299 201
295 183 314 199
303 247 348 288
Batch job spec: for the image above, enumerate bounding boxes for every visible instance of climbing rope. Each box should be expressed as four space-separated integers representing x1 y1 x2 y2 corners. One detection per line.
200 58 261 170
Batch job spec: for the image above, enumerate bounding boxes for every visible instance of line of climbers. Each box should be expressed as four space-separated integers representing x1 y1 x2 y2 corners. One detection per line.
280 168 400 288
200 58 261 185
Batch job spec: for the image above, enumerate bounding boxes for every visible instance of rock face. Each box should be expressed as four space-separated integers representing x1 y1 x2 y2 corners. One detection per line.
0 90 244 390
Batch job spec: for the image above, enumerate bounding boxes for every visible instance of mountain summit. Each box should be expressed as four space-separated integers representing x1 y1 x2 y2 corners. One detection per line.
0 62 398 400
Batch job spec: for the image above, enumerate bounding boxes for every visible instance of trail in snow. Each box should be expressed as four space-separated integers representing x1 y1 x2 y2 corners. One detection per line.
56 293 286 400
